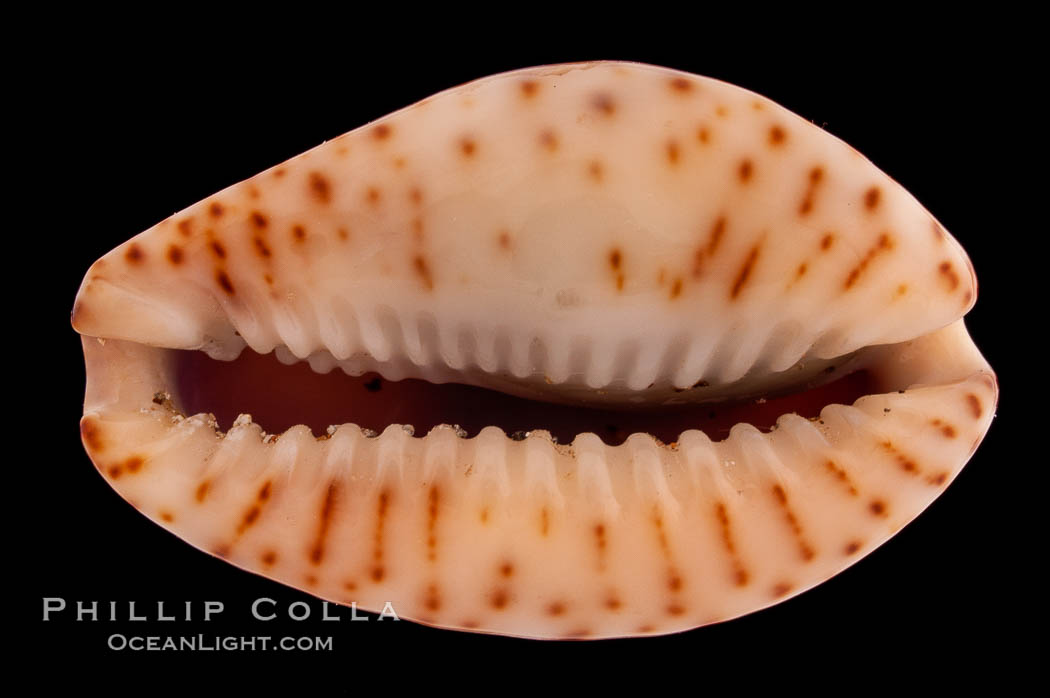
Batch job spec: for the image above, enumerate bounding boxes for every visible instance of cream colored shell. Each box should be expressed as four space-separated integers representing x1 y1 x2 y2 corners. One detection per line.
73 62 996 639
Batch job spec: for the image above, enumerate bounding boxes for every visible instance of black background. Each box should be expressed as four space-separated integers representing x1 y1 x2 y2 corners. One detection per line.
25 20 1024 685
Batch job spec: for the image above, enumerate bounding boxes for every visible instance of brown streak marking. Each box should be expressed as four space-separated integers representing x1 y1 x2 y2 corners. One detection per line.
771 485 815 561
844 541 862 556
939 261 960 290
795 262 808 280
730 245 760 300
716 503 749 586
216 270 235 295
800 167 824 216
251 211 268 228
309 481 339 565
820 233 834 251
479 508 489 524
928 472 949 486
540 507 550 536
966 393 982 419
738 159 754 183
824 460 859 496
864 186 881 211
609 248 622 270
844 233 894 290
413 255 433 290
253 234 272 258
594 523 607 571
931 419 957 438
424 583 441 612
167 245 184 265
670 278 682 299
693 216 727 278
209 240 226 259
426 485 440 563
209 202 224 218
195 480 210 503
881 441 921 475
371 489 389 582
125 244 144 264
591 92 615 116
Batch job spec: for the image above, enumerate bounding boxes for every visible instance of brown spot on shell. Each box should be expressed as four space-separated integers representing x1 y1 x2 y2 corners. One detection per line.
927 472 950 486
667 603 686 616
588 160 604 182
869 499 888 517
261 550 277 566
604 595 622 611
738 159 754 183
931 419 957 438
490 588 509 610
547 601 566 616
590 92 616 116
159 511 175 523
459 137 477 158
177 219 193 237
820 233 835 251
864 186 881 211
366 187 381 206
844 541 862 555
772 582 793 598
966 393 982 419
372 124 392 140
253 234 272 259
497 230 512 250
499 562 514 578
423 584 441 612
409 187 423 206
520 80 539 98
609 248 622 271
538 128 558 152
413 255 434 291
795 262 808 280
195 480 210 503
167 245 184 265
209 240 226 260
670 278 683 299
215 270 235 295
730 244 761 300
273 167 287 178
125 244 144 264
696 126 711 144
939 261 960 290
769 125 787 146
669 77 693 93
666 139 681 165
292 225 306 243
251 211 268 228
209 202 224 218
81 418 104 452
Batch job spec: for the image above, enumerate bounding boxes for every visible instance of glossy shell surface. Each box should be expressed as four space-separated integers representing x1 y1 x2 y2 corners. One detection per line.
72 61 997 640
